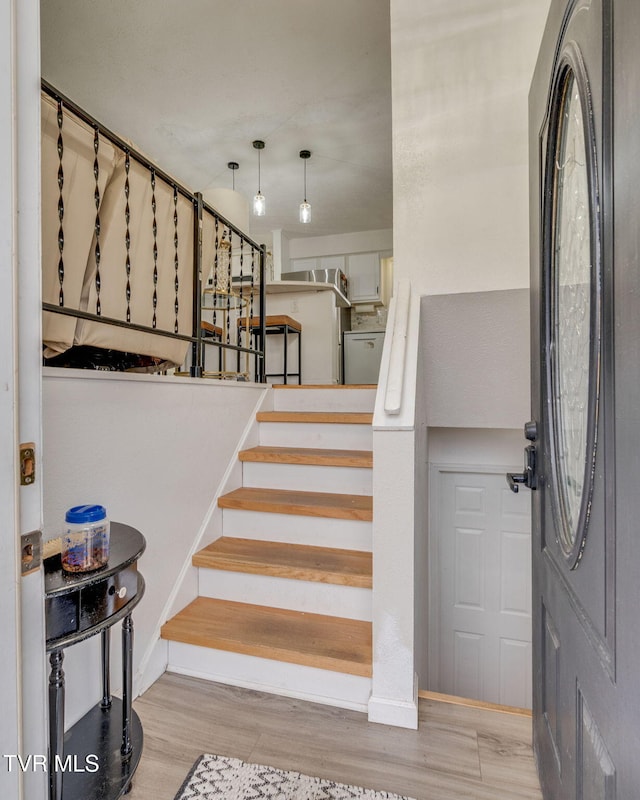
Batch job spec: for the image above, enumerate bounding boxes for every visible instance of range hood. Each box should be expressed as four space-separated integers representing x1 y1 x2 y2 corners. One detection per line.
280 268 350 307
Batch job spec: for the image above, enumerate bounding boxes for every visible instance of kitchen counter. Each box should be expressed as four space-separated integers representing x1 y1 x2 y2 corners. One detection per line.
258 285 349 384
267 281 350 308
234 279 351 308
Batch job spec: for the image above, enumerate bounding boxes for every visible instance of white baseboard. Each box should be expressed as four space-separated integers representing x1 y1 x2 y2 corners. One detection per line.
367 675 419 729
135 638 167 697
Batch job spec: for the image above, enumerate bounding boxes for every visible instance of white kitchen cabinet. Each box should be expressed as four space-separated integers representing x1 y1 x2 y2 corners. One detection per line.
346 252 381 303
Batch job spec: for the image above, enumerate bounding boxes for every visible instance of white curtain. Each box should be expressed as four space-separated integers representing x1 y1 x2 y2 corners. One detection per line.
41 94 193 365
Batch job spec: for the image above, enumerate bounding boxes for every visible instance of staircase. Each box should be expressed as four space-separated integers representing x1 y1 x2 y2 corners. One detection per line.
161 384 376 710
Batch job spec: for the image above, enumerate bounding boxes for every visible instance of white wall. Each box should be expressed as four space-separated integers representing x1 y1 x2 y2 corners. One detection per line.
390 0 550 296
388 1 550 711
42 370 265 727
288 229 393 260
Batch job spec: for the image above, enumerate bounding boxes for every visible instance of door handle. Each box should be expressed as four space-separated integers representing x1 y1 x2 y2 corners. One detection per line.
507 421 538 493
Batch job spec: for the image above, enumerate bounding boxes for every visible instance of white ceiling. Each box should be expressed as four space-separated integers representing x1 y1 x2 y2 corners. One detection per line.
40 0 393 244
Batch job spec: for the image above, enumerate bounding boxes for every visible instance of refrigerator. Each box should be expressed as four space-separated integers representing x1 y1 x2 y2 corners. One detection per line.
343 330 385 385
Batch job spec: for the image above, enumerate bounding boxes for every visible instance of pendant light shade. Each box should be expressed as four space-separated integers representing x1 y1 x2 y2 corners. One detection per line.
252 140 265 216
299 150 311 223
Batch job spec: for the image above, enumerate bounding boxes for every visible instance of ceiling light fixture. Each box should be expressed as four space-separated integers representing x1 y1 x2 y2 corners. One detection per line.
252 140 265 216
299 149 311 224
227 161 239 189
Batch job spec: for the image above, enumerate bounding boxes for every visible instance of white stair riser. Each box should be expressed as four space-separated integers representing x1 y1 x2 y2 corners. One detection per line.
198 569 372 621
166 642 372 712
259 422 372 450
242 461 372 495
273 388 376 413
221 508 372 551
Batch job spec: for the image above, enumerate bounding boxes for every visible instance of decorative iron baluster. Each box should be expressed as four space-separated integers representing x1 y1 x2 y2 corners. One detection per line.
239 236 244 351
151 170 158 329
236 236 244 358
213 215 219 331
93 128 102 315
56 100 65 306
250 247 256 325
124 152 131 323
226 228 232 344
173 186 179 333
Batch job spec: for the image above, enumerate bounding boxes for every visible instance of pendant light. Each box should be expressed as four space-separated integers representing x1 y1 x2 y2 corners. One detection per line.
299 150 311 223
227 161 239 189
252 140 265 216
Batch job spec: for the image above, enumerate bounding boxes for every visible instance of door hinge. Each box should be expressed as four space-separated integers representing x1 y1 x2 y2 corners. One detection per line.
19 442 35 486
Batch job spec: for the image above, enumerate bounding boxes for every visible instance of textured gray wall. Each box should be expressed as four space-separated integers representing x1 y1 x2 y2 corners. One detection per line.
421 289 531 429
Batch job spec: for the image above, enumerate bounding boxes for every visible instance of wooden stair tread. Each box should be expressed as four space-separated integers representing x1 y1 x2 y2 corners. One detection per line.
193 538 372 587
239 445 372 468
218 487 373 521
272 384 377 390
161 597 372 676
256 411 373 424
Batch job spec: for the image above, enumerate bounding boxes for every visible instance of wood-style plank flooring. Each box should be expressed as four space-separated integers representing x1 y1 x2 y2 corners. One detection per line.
128 673 542 800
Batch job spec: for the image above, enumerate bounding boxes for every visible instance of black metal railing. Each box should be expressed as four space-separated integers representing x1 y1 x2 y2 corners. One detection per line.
41 80 265 381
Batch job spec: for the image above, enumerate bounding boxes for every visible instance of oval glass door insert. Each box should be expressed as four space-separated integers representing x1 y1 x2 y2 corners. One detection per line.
548 65 600 567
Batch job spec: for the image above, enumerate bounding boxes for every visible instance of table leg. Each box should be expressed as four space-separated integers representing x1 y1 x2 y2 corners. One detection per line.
48 649 65 800
101 628 111 709
283 325 288 384
121 613 134 758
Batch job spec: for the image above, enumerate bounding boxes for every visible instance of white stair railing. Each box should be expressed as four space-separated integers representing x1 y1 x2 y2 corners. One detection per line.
383 279 411 415
369 278 422 729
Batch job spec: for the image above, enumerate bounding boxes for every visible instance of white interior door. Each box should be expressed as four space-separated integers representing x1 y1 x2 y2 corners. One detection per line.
429 467 532 708
0 1 47 798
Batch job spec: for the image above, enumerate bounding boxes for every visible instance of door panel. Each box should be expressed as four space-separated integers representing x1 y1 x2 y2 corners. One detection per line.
529 0 640 796
432 469 532 709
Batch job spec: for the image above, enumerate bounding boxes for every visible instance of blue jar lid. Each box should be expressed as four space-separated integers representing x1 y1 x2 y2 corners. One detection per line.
65 504 107 523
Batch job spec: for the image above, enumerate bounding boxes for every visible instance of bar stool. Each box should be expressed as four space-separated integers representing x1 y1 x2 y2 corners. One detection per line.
237 315 302 384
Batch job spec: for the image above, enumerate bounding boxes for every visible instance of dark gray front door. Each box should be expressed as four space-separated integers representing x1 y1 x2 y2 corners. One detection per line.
526 0 640 797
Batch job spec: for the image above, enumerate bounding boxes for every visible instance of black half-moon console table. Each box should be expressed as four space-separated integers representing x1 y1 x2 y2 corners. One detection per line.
44 522 146 800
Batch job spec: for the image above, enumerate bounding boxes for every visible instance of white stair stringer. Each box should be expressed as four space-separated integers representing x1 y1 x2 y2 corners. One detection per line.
166 642 372 712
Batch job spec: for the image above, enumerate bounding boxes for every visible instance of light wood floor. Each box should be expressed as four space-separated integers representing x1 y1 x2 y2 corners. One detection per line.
128 673 542 800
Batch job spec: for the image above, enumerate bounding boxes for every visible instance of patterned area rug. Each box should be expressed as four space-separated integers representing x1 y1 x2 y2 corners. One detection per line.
174 754 415 800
